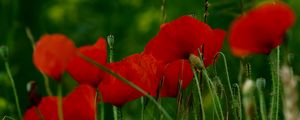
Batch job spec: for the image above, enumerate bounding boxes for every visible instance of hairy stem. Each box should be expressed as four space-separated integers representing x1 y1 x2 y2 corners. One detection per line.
189 54 224 120
4 62 23 120
191 67 205 120
269 47 280 120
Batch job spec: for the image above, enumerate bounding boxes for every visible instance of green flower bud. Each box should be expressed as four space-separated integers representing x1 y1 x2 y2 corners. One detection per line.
256 78 266 90
107 35 114 49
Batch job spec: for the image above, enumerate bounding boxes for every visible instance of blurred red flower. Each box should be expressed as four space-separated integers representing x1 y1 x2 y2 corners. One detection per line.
63 85 96 120
33 34 77 80
159 60 194 97
143 16 225 97
67 38 107 87
144 15 226 67
98 53 161 106
24 97 58 120
24 85 96 120
229 2 295 57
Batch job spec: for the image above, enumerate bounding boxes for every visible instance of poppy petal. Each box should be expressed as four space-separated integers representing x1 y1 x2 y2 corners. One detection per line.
24 96 58 120
63 85 96 120
24 85 96 120
33 34 77 80
144 16 225 67
203 29 226 66
67 38 107 87
160 60 193 97
229 2 295 57
98 54 161 106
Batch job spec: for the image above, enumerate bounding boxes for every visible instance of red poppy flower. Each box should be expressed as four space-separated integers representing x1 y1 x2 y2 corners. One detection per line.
144 16 225 67
160 59 194 97
63 84 96 120
33 34 77 80
24 96 58 120
229 2 295 57
67 38 107 87
98 53 161 106
24 85 96 120
125 53 164 93
204 29 226 65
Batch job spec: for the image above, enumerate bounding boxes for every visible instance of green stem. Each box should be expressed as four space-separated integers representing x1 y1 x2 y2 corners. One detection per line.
204 0 209 23
240 0 244 13
4 62 23 120
42 75 53 96
113 106 118 120
34 106 45 120
141 97 144 120
25 28 35 50
107 35 119 120
217 52 239 120
161 0 167 24
238 60 244 86
191 67 205 120
117 107 122 120
80 54 172 120
26 27 53 96
100 101 105 120
99 92 105 120
113 106 122 120
203 69 224 120
218 52 234 101
269 47 280 120
1 116 16 120
57 82 64 120
189 54 224 120
234 83 242 120
94 91 98 120
257 82 267 120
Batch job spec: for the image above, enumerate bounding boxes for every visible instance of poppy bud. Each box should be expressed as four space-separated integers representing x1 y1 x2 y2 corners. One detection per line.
107 35 114 49
256 78 266 90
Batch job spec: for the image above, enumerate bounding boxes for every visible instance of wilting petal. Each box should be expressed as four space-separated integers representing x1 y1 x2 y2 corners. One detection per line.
229 2 295 57
33 34 77 80
160 60 194 97
67 38 107 87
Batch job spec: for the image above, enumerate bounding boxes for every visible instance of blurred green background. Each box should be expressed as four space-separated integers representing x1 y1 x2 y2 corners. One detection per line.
0 0 300 119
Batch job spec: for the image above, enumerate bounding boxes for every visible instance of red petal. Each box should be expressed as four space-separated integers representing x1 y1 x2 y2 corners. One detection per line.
160 60 193 97
24 85 96 120
94 37 107 50
145 16 225 67
203 29 226 66
98 54 161 106
33 34 77 80
229 2 295 57
67 38 107 87
63 85 96 120
24 107 40 120
24 96 58 120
